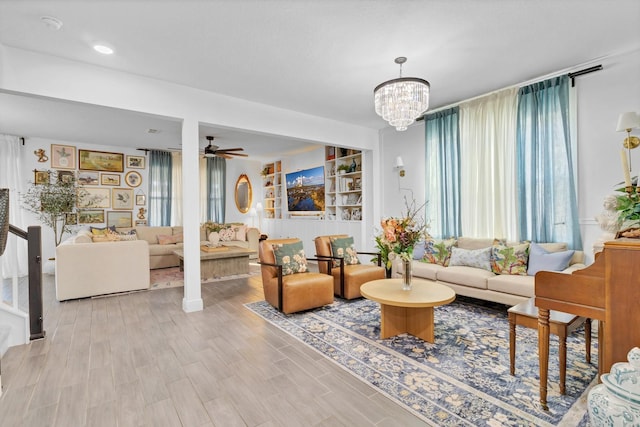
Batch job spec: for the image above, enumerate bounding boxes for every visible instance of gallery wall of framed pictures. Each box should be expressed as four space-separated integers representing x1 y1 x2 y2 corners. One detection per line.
37 144 148 227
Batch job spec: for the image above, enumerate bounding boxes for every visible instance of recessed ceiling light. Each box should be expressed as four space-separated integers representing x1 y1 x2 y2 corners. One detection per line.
93 44 114 55
41 16 63 30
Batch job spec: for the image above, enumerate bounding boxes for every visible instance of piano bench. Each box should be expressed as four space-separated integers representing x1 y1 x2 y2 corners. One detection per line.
508 297 591 395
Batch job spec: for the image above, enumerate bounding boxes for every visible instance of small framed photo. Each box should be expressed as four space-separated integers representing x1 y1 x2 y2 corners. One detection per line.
78 209 104 224
112 188 133 210
107 211 132 228
64 212 77 225
100 173 121 186
126 155 145 169
34 170 50 185
136 194 146 206
51 144 76 170
351 208 362 221
57 170 75 184
124 171 142 187
78 171 99 186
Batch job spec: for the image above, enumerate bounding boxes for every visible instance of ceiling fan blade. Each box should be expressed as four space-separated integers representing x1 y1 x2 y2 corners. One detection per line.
226 152 248 157
216 153 233 159
216 148 244 152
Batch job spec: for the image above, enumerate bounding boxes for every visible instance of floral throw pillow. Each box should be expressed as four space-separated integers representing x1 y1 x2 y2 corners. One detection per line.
448 246 492 271
490 243 530 275
421 238 457 266
219 227 235 241
273 241 308 275
330 236 360 266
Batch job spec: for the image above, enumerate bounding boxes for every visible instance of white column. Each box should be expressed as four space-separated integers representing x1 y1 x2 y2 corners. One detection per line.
181 117 203 312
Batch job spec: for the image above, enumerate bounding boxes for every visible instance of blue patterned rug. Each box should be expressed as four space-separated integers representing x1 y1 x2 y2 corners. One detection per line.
245 296 597 426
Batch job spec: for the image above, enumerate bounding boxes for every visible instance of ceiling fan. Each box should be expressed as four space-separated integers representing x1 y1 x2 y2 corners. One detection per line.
202 136 248 159
137 136 248 159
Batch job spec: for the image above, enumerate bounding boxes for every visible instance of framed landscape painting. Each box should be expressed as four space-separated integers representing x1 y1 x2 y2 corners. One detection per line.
77 187 110 209
79 149 124 172
126 155 145 169
107 211 132 228
78 210 104 224
57 170 75 184
100 173 121 186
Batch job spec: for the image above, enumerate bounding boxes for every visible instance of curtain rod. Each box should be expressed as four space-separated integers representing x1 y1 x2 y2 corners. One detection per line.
416 63 604 121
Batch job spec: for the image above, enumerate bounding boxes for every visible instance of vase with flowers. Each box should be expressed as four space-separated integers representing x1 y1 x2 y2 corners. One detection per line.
375 198 429 290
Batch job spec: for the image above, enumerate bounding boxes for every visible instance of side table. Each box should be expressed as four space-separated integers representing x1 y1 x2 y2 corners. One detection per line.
508 298 591 395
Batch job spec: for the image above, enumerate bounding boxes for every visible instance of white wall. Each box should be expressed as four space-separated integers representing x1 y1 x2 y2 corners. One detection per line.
378 48 640 265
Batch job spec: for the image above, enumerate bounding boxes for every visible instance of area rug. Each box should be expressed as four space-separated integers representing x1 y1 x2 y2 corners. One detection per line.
245 296 597 426
150 265 260 289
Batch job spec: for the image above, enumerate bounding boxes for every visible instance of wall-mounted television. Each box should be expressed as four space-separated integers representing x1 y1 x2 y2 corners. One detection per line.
285 166 325 212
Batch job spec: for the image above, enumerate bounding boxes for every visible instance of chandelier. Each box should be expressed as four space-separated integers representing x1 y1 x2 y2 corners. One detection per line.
374 57 430 131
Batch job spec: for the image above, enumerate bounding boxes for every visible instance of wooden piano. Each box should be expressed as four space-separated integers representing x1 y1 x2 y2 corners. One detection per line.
535 238 640 410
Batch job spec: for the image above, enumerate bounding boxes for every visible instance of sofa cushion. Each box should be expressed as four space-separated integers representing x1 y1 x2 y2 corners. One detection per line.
148 243 183 256
449 247 492 271
136 226 172 244
90 225 116 235
411 261 444 281
157 233 183 245
330 236 360 266
273 241 308 275
235 224 247 241
412 241 426 260
436 266 493 290
422 238 457 266
487 274 535 298
490 243 530 275
456 237 496 250
527 242 574 276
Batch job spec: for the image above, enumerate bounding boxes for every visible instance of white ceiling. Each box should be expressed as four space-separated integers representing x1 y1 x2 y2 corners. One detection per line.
1 0 639 159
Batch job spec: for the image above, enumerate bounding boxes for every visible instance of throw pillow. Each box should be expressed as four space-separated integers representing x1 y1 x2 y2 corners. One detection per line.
448 246 492 271
117 230 138 241
90 225 116 235
527 242 574 276
157 233 182 245
329 236 360 266
235 225 247 241
219 227 235 242
421 238 457 266
490 243 530 275
272 241 308 275
412 241 426 260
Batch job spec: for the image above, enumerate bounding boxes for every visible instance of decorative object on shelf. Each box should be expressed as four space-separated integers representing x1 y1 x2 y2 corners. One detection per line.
374 197 429 271
588 347 640 426
374 57 430 131
34 148 48 163
50 144 76 169
137 207 147 220
351 207 361 220
125 171 142 187
337 164 350 174
341 209 351 220
348 158 357 173
617 112 640 172
0 188 9 256
612 181 640 231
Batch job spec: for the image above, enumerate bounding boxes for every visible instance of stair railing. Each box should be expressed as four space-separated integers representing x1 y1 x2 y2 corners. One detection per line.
8 225 45 340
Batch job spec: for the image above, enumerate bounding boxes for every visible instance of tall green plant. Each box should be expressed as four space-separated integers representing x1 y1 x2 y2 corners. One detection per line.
21 171 85 246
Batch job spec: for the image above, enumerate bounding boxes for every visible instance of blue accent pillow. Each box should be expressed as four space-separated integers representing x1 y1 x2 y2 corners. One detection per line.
412 241 426 260
527 243 574 276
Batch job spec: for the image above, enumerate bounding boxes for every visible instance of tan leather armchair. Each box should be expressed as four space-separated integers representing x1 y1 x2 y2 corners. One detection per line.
314 234 386 300
258 238 334 314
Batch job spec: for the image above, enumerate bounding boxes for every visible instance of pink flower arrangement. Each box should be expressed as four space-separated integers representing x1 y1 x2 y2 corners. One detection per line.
375 199 429 267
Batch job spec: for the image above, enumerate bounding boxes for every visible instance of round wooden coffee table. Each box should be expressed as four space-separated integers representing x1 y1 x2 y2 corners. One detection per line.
360 278 456 343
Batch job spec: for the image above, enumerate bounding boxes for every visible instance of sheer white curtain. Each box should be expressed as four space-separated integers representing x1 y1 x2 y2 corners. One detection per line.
0 134 28 278
170 152 183 225
459 88 518 240
199 157 207 223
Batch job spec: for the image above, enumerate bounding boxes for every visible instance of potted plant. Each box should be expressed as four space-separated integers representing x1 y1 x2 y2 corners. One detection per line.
337 164 350 174
21 170 86 246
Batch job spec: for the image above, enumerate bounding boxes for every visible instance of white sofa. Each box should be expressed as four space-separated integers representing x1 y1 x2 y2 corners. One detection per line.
55 234 150 301
394 237 586 306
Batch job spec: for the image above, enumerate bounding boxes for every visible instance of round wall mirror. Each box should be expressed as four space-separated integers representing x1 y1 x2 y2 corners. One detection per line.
235 174 252 213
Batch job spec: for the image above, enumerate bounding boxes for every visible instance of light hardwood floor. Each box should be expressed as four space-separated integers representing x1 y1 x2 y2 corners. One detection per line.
0 268 426 426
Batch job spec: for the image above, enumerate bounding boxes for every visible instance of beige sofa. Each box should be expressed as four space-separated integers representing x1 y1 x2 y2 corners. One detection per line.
394 237 585 306
55 234 150 301
129 225 260 269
